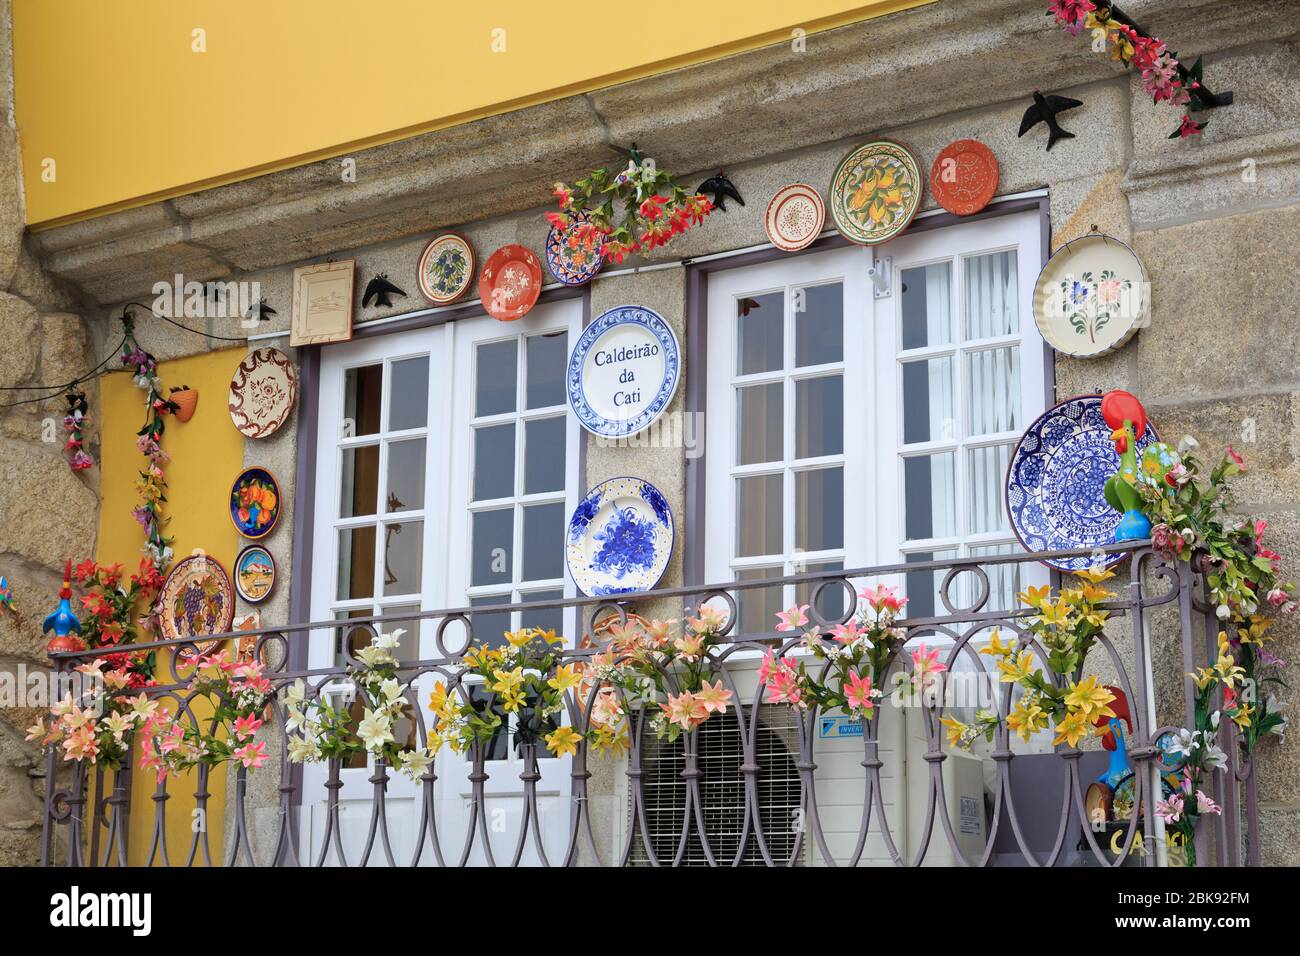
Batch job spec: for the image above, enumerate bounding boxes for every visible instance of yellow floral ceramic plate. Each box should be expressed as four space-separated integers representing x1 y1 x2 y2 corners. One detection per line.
829 140 922 245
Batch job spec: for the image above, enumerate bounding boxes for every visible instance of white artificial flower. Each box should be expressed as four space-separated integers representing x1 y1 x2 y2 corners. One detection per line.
287 734 322 764
1167 728 1196 758
1216 603 1231 620
355 645 395 669
1201 741 1228 771
286 679 306 707
357 708 394 752
398 748 434 781
379 678 406 707
1177 435 1199 455
375 629 404 650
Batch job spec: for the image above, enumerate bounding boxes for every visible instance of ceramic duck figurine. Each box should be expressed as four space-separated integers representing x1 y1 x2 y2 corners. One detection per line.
1100 390 1152 542
42 560 84 654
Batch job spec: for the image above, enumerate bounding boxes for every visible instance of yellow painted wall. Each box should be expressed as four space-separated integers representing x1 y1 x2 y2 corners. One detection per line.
13 0 936 226
98 346 247 865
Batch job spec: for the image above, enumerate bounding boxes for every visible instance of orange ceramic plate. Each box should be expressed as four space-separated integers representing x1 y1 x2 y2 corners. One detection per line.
930 139 999 216
478 244 543 321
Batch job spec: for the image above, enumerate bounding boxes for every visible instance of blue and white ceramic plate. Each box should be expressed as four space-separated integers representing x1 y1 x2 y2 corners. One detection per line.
567 477 674 596
1006 395 1159 571
545 210 604 286
567 305 680 438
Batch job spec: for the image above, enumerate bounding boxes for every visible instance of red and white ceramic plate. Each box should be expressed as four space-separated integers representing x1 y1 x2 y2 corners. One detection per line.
228 347 298 439
478 244 543 321
765 183 825 252
930 139 999 216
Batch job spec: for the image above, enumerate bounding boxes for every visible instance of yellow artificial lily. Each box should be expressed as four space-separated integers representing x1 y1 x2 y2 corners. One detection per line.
1238 616 1272 645
1075 566 1117 585
940 716 968 749
1017 585 1052 609
1037 600 1072 627
979 628 1015 660
1052 710 1092 748
535 628 563 646
428 681 454 719
1007 698 1049 742
504 630 534 650
1231 703 1254 731
1064 675 1116 723
544 725 583 759
547 663 581 695
997 649 1037 684
1187 667 1216 691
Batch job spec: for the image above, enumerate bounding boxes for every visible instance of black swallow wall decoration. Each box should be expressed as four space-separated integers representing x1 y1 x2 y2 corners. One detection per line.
696 171 745 211
1018 90 1084 151
246 298 276 323
362 273 407 309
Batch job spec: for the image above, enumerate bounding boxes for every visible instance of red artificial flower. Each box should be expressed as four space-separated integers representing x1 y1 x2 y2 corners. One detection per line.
73 558 98 585
1176 114 1206 138
552 184 572 207
545 211 568 230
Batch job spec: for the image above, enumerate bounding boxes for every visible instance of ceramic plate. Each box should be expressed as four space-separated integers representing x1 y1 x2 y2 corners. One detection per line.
230 466 282 540
566 304 680 438
1006 395 1159 571
930 139 999 216
828 140 922 245
567 477 674 596
158 554 235 646
1033 233 1148 358
417 233 475 305
545 210 604 286
228 347 298 439
479 244 543 321
234 544 276 603
765 183 825 252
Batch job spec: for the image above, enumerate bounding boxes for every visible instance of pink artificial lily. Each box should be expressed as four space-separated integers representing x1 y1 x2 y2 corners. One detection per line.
233 740 268 770
233 713 263 740
775 604 811 632
844 670 875 713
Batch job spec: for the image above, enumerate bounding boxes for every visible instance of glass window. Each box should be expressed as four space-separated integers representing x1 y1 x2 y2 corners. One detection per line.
736 293 783 375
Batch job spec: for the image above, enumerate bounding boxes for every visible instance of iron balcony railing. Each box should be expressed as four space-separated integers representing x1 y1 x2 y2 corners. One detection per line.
39 543 1258 867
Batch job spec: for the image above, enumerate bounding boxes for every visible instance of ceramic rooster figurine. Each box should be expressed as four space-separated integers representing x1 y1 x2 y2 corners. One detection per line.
0 575 16 619
1096 686 1133 792
1101 390 1152 542
42 560 84 654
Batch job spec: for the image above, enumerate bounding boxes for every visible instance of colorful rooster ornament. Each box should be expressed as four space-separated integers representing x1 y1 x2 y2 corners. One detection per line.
42 560 84 654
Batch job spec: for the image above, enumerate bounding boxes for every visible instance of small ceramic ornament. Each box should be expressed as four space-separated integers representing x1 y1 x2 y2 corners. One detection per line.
0 575 17 617
695 171 744 211
362 273 407 309
43 560 84 654
765 184 825 252
169 385 199 423
1101 390 1180 542
1018 90 1084 151
417 233 475 305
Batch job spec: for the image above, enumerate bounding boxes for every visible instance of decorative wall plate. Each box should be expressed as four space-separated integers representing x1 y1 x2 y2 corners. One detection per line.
417 233 475 305
1006 395 1159 571
478 244 543 321
545 210 604 286
230 467 282 540
228 347 298 439
234 544 276 604
567 477 674 597
566 304 680 438
158 554 235 646
765 183 825 252
828 140 922 245
929 139 999 216
1033 233 1148 358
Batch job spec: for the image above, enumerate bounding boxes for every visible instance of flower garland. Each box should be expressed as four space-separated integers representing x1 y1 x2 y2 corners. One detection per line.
548 150 714 265
63 389 93 471
70 558 164 687
1047 2 1214 138
119 315 178 573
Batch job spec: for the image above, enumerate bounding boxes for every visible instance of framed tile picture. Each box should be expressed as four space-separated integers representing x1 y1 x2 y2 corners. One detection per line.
290 259 355 347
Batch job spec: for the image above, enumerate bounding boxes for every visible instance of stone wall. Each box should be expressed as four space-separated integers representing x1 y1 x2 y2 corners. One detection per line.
2 0 1298 864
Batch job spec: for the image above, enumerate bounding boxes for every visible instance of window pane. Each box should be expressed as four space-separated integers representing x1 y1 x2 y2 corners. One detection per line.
524 417 566 494
472 508 514 586
526 331 567 409
735 382 782 465
968 543 1023 612
522 503 565 581
376 604 421 662
476 339 517 416
736 565 783 636
964 250 1019 339
903 549 958 619
520 589 563 637
900 262 952 349
340 444 379 518
388 356 429 430
968 443 1012 535
901 356 955 444
343 364 382 437
385 438 425 513
795 467 843 552
473 423 515 501
336 525 376 600
965 346 1019 436
736 292 783 375
334 608 375 667
795 560 847 624
381 521 423 596
794 283 843 366
736 474 782 557
470 595 512 652
903 453 956 540
795 375 843 458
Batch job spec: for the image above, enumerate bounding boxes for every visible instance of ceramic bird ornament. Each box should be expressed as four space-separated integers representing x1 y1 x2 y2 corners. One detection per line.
362 273 407 309
246 298 276 323
696 171 745 211
1018 90 1084 151
43 560 84 654
1101 390 1152 542
0 575 16 618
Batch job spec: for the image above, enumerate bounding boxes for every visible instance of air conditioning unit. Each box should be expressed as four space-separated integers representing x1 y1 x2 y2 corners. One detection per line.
615 656 988 866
